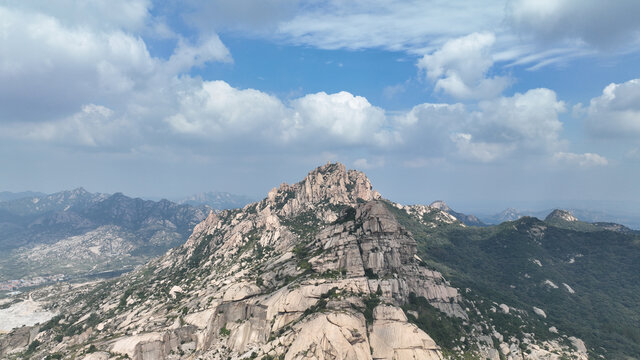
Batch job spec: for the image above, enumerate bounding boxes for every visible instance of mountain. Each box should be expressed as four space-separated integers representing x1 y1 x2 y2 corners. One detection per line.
0 188 106 217
0 190 208 282
482 207 640 230
543 209 636 234
406 215 640 358
177 191 254 210
429 200 485 226
0 163 590 359
0 191 47 202
481 208 526 224
544 209 578 223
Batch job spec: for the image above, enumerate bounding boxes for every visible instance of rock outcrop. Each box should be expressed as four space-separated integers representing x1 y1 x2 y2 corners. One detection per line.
545 209 578 223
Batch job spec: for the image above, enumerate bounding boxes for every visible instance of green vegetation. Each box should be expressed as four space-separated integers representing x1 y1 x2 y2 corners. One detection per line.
187 234 213 268
362 294 380 324
292 242 313 274
403 293 465 350
544 218 604 232
364 268 378 279
281 211 321 239
334 207 356 224
386 200 640 358
303 299 327 317
118 287 135 309
219 326 231 336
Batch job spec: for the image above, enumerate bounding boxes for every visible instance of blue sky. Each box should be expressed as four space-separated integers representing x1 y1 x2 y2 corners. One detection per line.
1 0 640 214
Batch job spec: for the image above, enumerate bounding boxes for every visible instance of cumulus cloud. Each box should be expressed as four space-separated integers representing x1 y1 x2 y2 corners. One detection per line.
0 5 153 121
0 1 603 172
166 81 288 139
288 91 393 145
553 152 608 167
166 36 232 74
0 4 230 124
472 88 566 151
417 33 510 99
506 0 640 49
1 105 133 148
166 86 395 147
394 103 467 156
584 79 640 137
395 88 567 162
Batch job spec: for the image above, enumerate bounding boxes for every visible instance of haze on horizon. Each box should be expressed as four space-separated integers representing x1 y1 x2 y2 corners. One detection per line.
1 0 640 216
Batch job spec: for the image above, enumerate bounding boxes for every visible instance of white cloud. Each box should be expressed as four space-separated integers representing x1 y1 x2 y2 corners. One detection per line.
553 152 608 167
167 86 395 147
2 105 131 148
0 2 605 171
166 36 232 74
166 80 288 138
394 103 467 156
451 133 514 162
584 79 640 137
276 0 505 52
5 0 152 32
0 5 156 121
289 91 393 145
473 88 566 151
395 88 567 162
506 0 640 49
0 4 230 124
353 157 385 170
417 33 510 99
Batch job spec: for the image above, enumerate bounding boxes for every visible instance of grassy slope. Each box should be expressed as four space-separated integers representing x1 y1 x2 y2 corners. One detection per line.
385 202 640 358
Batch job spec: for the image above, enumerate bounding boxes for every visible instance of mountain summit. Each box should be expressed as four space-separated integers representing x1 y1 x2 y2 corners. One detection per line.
267 162 380 209
429 200 484 226
545 209 579 222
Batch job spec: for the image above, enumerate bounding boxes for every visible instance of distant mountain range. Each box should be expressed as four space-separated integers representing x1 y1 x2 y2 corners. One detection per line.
0 188 208 282
175 191 254 209
0 191 46 202
480 207 640 230
428 200 485 226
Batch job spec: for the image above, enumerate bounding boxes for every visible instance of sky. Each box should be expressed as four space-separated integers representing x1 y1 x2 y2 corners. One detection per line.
1 0 640 214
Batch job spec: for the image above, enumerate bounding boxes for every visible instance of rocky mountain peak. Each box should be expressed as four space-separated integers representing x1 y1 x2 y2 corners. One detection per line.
497 207 522 222
69 187 88 195
266 162 380 216
545 209 578 222
429 200 451 212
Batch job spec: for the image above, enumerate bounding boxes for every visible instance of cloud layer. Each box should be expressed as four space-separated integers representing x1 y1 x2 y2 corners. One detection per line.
584 79 640 137
506 0 640 49
1 0 630 203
